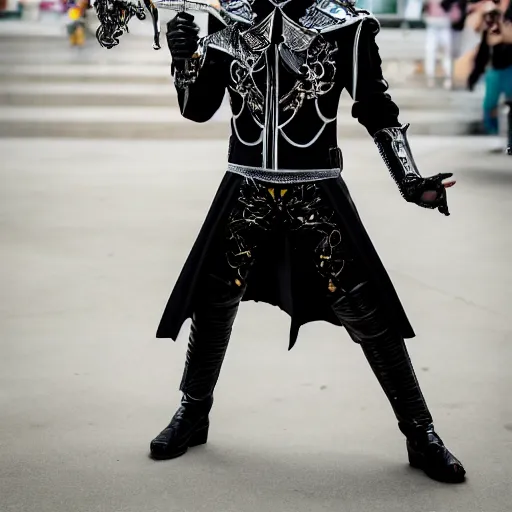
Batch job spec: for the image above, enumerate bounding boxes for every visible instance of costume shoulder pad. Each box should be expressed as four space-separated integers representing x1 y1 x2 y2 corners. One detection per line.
299 0 378 33
364 16 381 35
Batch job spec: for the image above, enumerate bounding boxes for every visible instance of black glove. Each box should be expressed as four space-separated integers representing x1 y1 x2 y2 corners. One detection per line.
401 173 453 216
166 12 199 63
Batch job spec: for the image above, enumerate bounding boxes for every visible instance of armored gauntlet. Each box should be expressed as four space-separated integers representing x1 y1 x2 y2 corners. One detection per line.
374 124 452 216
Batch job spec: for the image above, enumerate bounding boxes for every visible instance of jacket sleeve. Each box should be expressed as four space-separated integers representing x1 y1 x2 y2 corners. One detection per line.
171 13 229 123
172 51 228 123
468 31 490 86
346 19 401 136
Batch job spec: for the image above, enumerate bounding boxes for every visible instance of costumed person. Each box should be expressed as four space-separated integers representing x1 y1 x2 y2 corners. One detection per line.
151 0 466 484
468 0 512 150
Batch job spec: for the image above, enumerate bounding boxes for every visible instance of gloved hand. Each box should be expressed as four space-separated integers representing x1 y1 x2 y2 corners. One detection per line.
402 173 455 216
166 12 199 63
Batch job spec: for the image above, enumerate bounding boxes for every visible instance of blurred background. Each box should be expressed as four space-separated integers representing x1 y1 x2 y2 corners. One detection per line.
1 2 511 512
0 0 511 143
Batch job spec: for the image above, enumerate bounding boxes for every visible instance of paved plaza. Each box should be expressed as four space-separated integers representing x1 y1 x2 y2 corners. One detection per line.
2 135 512 512
1 25 511 512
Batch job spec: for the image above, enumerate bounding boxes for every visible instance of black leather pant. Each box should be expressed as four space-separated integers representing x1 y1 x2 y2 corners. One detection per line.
180 179 433 433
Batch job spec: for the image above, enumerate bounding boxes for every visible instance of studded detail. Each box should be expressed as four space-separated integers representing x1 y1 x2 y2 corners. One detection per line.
374 124 453 216
227 163 340 184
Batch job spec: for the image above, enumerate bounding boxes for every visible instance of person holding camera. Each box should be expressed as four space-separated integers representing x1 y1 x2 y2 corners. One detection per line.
467 0 512 149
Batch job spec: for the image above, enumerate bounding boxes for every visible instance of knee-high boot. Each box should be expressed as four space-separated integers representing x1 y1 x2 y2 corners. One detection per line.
330 281 466 483
150 275 243 460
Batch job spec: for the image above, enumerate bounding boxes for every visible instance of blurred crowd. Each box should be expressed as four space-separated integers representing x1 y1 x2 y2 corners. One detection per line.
422 0 512 145
4 0 510 151
36 0 91 45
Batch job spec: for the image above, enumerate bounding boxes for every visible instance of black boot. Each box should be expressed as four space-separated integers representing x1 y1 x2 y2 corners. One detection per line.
150 394 213 460
361 333 466 483
402 423 466 483
150 273 243 460
330 281 466 483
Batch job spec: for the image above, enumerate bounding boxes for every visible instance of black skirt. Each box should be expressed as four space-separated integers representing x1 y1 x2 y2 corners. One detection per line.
156 172 415 349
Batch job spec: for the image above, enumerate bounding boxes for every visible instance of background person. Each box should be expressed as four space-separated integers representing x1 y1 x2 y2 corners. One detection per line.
468 0 512 143
424 0 462 88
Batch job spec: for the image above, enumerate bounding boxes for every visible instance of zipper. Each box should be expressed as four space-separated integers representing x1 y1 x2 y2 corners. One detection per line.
264 51 275 169
263 8 281 170
273 44 279 170
263 51 270 169
264 43 277 169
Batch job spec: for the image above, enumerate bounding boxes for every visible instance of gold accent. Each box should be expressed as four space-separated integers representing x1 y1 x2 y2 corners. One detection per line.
268 188 275 199
235 279 242 287
320 255 330 260
328 279 337 293
280 189 288 197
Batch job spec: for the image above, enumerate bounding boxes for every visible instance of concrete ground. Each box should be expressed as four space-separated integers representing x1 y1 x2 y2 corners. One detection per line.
1 136 512 512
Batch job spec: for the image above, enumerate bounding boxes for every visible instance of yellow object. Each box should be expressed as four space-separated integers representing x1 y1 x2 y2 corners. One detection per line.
70 25 85 46
68 7 81 21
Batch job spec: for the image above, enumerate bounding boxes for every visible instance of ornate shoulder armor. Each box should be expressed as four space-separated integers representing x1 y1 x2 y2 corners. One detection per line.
299 0 376 33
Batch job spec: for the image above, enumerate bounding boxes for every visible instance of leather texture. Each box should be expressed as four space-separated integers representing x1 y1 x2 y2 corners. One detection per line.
330 286 465 483
166 12 200 62
179 273 244 400
407 426 466 483
329 280 433 430
150 395 212 460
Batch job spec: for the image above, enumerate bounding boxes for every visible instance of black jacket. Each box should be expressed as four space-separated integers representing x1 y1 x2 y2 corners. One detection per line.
172 0 400 177
157 1 416 345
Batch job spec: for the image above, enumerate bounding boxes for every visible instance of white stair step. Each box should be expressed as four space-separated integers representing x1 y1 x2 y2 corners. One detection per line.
0 81 476 99
0 84 482 112
0 64 170 78
0 82 174 96
0 105 477 124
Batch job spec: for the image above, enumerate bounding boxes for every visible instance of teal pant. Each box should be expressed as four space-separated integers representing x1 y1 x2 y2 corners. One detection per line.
483 66 512 134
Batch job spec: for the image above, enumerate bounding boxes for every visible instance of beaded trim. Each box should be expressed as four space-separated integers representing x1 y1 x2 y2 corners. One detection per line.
227 163 340 184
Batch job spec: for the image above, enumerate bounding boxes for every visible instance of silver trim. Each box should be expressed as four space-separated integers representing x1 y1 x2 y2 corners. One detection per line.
274 44 279 170
231 118 264 146
227 163 340 184
352 20 364 101
279 123 327 148
263 51 270 168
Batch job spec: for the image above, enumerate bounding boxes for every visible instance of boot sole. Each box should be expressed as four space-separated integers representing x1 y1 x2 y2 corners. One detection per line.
150 424 209 461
